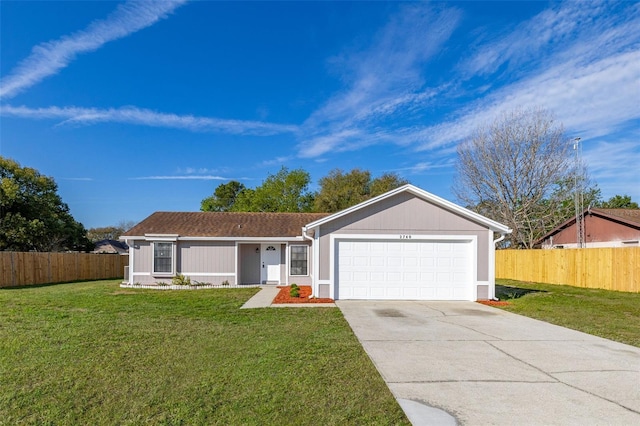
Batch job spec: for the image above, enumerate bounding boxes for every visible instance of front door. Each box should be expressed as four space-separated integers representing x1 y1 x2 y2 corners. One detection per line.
260 244 281 284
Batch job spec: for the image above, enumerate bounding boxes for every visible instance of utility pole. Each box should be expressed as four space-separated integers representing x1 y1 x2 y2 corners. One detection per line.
573 137 585 248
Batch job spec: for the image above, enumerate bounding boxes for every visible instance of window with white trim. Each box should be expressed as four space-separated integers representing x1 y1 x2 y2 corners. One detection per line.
290 245 308 276
153 242 174 274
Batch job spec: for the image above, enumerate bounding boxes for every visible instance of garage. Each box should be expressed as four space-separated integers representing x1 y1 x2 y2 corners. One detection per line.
335 238 474 300
302 185 511 301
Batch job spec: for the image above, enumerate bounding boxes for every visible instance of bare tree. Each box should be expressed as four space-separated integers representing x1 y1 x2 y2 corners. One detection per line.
453 107 572 248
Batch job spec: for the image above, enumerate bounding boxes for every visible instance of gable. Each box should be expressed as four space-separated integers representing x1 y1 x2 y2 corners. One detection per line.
304 184 510 234
318 191 489 233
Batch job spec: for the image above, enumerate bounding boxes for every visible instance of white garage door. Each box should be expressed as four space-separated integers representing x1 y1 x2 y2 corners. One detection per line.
336 239 473 300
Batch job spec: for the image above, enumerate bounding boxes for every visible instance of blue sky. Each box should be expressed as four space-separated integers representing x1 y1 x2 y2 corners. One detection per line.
1 1 638 229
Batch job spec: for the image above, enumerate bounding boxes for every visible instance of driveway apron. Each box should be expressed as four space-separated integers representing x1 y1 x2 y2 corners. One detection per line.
337 300 640 426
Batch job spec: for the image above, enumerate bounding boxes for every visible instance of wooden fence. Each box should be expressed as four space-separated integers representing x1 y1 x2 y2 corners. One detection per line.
496 247 640 293
0 252 129 288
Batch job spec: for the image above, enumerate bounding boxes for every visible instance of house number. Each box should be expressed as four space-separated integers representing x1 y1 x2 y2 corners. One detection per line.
399 235 411 239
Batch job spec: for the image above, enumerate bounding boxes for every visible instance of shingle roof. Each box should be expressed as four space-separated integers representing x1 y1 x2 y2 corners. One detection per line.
121 212 331 238
595 208 640 226
92 239 129 254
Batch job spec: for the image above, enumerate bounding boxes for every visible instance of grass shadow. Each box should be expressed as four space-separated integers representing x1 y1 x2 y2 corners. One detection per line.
0 278 121 290
496 284 547 301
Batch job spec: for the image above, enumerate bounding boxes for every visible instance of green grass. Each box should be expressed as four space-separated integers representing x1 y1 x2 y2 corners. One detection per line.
0 280 409 425
496 279 640 347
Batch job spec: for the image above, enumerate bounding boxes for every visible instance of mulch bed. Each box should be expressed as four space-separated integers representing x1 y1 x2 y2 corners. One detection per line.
477 300 510 306
273 285 334 304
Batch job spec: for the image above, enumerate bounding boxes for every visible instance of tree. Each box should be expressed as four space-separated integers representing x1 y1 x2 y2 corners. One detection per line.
370 172 410 197
314 169 409 213
201 180 246 212
453 107 574 248
87 220 136 242
229 167 314 212
0 156 92 251
87 226 122 242
542 177 601 228
314 169 371 213
597 195 639 209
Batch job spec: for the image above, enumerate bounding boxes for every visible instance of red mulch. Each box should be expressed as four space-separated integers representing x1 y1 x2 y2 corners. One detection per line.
477 300 510 306
273 285 334 304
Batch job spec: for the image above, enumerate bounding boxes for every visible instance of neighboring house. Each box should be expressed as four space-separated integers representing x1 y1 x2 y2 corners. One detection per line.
120 185 511 301
92 239 129 255
538 208 640 249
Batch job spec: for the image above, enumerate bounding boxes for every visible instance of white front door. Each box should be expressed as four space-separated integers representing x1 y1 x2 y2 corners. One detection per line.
260 244 281 284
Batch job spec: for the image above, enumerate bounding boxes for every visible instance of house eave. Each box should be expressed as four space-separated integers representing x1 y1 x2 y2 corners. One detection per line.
121 235 304 242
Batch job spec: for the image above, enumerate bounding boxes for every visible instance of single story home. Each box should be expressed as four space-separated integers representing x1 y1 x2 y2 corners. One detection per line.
537 208 640 249
120 185 511 301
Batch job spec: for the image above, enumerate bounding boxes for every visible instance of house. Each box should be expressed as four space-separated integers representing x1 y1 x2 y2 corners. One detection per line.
538 208 640 249
92 239 129 255
120 185 511 301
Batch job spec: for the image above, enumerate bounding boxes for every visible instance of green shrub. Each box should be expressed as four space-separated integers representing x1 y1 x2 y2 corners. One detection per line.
290 286 300 298
221 280 230 286
171 274 191 286
290 283 299 289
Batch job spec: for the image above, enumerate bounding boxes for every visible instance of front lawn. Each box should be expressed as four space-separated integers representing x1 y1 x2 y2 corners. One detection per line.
0 281 408 425
496 279 640 347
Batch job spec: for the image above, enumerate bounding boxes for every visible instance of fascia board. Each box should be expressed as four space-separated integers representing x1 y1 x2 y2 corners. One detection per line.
176 236 304 242
121 236 304 242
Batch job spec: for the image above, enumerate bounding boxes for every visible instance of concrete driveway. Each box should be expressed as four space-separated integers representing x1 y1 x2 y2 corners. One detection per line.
336 301 640 426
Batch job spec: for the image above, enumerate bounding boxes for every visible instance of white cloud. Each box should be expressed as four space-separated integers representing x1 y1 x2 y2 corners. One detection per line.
411 2 640 151
130 175 238 181
582 140 640 201
0 0 188 99
298 129 364 158
177 166 230 175
295 1 640 161
297 4 461 157
391 158 456 175
0 104 298 136
260 156 294 167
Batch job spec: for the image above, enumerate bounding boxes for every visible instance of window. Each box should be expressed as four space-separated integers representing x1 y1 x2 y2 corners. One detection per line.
290 245 308 276
153 242 174 274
